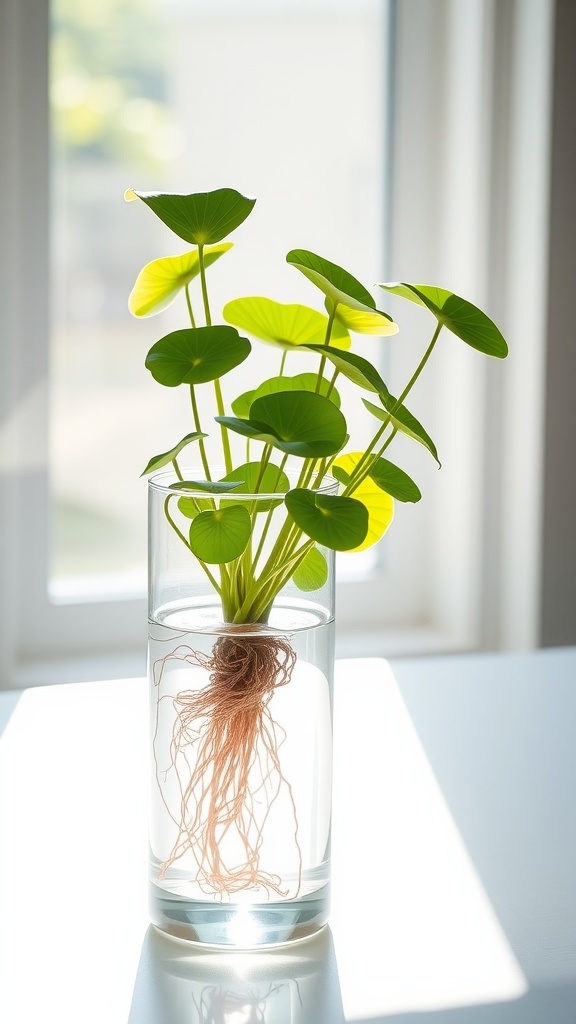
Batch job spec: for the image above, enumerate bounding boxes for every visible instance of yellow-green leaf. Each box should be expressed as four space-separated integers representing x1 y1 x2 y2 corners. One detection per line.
223 296 351 350
330 300 399 336
129 243 233 318
332 451 394 551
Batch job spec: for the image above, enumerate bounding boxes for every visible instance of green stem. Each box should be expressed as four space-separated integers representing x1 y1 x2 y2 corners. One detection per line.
326 366 339 399
214 378 233 474
197 244 212 327
279 350 287 376
315 304 337 391
346 321 443 494
189 385 211 480
163 495 222 595
395 320 443 410
185 284 196 328
197 242 232 474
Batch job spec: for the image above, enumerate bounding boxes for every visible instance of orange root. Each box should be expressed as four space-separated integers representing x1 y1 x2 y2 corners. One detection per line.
153 628 301 898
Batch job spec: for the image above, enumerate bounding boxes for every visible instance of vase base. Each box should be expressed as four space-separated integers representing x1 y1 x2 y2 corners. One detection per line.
149 881 330 948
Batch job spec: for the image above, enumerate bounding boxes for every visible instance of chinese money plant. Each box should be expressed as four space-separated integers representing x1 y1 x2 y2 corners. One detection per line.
128 187 507 896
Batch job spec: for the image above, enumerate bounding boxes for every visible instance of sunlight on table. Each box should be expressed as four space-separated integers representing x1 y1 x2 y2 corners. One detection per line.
331 659 528 1018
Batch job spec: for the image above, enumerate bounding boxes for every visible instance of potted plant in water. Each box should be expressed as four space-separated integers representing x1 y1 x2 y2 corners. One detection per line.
126 186 507 946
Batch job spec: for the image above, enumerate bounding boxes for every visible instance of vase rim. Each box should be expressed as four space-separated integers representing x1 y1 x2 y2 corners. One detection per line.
148 467 339 501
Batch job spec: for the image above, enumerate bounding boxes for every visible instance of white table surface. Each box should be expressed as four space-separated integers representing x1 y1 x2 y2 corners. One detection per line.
1 648 575 1023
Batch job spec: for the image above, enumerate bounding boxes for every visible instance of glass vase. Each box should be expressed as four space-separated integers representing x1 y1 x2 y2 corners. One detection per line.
148 469 335 947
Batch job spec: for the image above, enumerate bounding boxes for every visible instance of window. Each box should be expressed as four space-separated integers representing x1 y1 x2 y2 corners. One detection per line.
0 0 554 687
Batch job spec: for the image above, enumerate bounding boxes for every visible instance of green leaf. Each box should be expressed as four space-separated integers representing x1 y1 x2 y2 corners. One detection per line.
293 546 328 591
128 244 233 318
363 397 441 466
286 249 397 334
285 488 368 551
332 457 421 503
378 283 508 358
366 458 421 503
231 372 340 419
145 326 251 386
140 432 208 476
251 373 341 408
171 479 243 493
332 452 395 550
231 389 255 418
304 344 391 399
223 297 351 350
189 505 251 563
221 461 290 512
125 188 256 245
217 390 347 458
174 478 242 519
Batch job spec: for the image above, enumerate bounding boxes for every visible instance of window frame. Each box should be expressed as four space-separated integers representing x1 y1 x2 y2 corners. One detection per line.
0 0 555 687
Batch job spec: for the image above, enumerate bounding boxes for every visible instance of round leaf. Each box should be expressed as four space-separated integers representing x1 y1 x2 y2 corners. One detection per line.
231 389 255 418
332 452 394 551
287 249 396 333
251 373 341 408
223 296 351 350
125 188 256 245
189 505 251 563
285 488 368 551
222 461 290 512
217 390 347 458
378 282 508 358
287 249 375 308
293 546 328 591
128 243 233 318
251 390 347 457
145 326 251 386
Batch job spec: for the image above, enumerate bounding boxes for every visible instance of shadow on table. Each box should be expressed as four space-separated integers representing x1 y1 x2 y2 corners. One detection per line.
127 924 345 1024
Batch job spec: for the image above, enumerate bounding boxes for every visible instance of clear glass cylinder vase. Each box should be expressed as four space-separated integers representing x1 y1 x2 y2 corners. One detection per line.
148 469 335 947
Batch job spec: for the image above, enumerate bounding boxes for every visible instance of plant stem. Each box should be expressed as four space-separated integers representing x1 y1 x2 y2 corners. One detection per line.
197 242 233 474
185 284 196 328
197 245 211 327
395 320 443 410
315 305 337 391
164 496 222 596
346 320 443 495
189 385 211 480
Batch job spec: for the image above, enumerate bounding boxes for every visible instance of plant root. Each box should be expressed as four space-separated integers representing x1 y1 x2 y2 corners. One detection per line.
153 627 302 898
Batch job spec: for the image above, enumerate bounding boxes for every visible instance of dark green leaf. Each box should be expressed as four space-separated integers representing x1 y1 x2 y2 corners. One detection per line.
287 249 376 309
285 488 368 551
217 390 347 458
363 397 441 466
189 505 251 563
366 458 421 503
126 188 256 245
293 546 328 591
378 283 508 358
304 344 391 399
145 326 251 386
140 432 207 476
